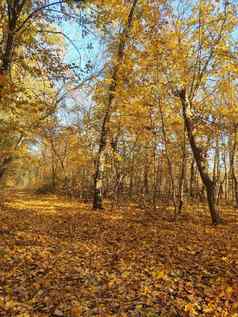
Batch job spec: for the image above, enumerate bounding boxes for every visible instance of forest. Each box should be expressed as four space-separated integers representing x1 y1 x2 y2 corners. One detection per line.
0 0 238 316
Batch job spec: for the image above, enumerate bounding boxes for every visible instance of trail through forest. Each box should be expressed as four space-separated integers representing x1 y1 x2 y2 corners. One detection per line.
1 0 238 316
0 192 237 316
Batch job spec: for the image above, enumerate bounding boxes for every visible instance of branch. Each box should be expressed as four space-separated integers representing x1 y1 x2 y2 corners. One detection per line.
15 0 83 33
37 29 82 59
15 1 65 33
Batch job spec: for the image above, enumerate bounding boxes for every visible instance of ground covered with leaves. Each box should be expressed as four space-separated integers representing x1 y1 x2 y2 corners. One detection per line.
0 192 237 317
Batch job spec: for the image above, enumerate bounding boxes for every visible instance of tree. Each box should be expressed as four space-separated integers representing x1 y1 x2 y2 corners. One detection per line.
140 0 237 224
0 0 85 182
93 0 139 209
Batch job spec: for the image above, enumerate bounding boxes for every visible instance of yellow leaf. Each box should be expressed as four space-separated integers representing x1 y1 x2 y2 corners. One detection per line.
184 303 199 316
122 271 130 278
153 270 166 279
142 286 150 295
71 303 82 317
203 303 215 313
226 286 233 295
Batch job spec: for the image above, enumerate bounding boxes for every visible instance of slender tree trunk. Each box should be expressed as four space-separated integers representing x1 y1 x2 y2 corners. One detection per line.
190 159 195 199
143 157 149 196
129 157 135 199
0 156 13 180
93 0 138 209
152 144 160 211
158 99 178 217
217 164 225 205
223 150 228 201
93 149 106 209
178 89 222 224
50 149 56 190
230 125 238 208
233 178 238 208
177 125 187 214
213 135 221 204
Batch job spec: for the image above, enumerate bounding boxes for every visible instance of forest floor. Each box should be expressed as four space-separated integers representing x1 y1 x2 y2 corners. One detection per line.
0 192 238 317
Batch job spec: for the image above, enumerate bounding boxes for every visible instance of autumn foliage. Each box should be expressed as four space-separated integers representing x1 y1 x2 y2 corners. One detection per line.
1 0 238 316
0 191 238 317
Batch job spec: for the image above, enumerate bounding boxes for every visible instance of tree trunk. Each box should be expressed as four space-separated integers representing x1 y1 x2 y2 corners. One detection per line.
230 125 238 208
178 88 222 224
93 0 138 209
158 99 178 217
0 1 20 80
152 146 161 211
0 4 19 182
0 157 13 180
93 149 105 209
213 135 221 204
143 158 149 196
177 125 187 214
217 151 226 205
189 159 195 199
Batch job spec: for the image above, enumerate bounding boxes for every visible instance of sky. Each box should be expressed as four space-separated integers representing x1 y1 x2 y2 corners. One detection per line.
52 7 106 126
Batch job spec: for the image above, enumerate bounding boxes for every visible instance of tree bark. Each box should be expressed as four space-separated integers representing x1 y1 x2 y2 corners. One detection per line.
177 126 187 214
178 88 222 224
190 159 195 199
143 157 149 196
0 1 24 76
230 125 238 208
0 156 13 180
0 2 21 182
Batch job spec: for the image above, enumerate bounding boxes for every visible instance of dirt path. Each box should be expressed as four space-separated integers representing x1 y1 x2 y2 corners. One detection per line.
0 192 237 316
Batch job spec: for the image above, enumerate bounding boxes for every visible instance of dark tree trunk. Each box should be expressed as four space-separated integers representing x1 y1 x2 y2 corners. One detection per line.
0 157 12 180
0 1 21 76
230 125 238 208
93 148 105 209
189 159 195 199
143 159 149 196
178 89 222 225
177 125 187 214
0 3 20 182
